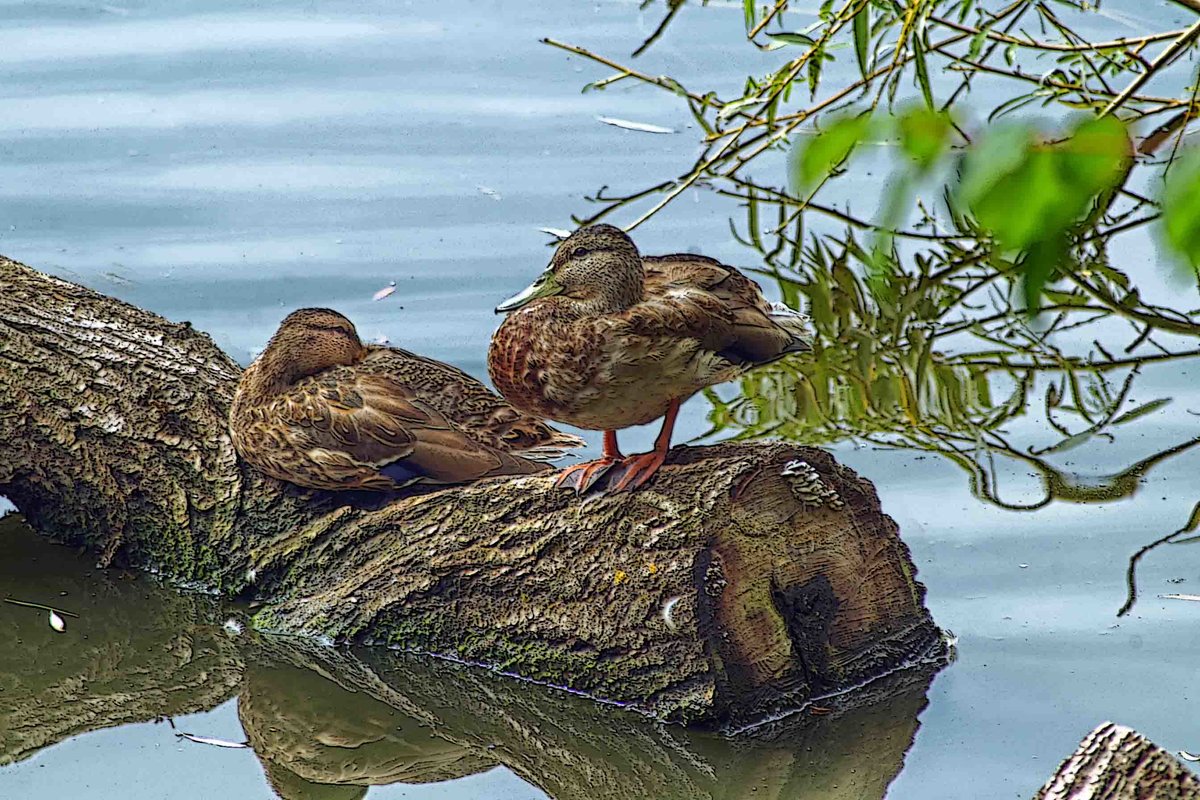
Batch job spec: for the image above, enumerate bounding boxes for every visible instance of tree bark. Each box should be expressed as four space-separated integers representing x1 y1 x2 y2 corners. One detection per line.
0 255 945 727
1035 722 1200 800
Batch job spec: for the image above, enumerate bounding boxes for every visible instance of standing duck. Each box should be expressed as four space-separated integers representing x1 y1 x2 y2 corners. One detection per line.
488 225 813 493
230 308 584 491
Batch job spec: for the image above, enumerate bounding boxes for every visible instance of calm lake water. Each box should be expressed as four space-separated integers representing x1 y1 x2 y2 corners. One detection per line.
2 1 1199 798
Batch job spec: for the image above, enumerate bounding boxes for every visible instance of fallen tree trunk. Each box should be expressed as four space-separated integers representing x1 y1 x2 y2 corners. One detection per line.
1035 722 1200 800
0 255 945 727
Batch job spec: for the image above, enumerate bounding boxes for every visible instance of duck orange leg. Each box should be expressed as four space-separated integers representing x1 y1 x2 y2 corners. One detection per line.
555 430 623 493
610 399 681 493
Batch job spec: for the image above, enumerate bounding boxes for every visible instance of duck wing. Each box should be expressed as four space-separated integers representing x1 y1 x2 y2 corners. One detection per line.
360 347 586 461
280 369 547 488
640 254 812 366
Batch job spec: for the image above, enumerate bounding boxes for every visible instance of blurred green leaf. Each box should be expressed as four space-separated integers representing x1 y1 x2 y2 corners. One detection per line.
1058 115 1130 197
1161 147 1200 272
791 113 872 190
898 106 952 172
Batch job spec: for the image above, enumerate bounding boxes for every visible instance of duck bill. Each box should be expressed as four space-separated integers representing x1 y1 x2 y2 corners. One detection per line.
495 269 562 313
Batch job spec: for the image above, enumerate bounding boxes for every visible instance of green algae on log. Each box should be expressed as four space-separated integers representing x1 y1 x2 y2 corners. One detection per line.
0 255 945 727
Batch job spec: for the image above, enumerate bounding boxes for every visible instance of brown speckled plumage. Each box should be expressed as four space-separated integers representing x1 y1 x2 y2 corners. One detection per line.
230 308 584 491
487 225 812 492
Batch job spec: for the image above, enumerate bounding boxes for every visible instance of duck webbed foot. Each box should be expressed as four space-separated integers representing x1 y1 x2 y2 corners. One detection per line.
555 457 622 493
555 430 624 494
607 450 668 492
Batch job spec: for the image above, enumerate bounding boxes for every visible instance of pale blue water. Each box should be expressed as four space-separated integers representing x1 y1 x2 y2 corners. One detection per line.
2 1 1199 798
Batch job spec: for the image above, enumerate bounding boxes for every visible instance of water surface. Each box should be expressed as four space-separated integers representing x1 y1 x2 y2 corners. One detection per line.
1 1 1198 798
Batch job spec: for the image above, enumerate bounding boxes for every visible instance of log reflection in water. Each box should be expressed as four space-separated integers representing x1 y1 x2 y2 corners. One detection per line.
0 515 244 767
241 635 940 800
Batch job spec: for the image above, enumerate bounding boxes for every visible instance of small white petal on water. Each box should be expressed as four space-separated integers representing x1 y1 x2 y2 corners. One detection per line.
1160 593 1200 602
1018 564 1029 569
372 282 397 301
477 185 502 200
539 227 571 239
49 611 65 632
176 733 249 749
661 596 682 630
596 116 676 134
1180 750 1200 761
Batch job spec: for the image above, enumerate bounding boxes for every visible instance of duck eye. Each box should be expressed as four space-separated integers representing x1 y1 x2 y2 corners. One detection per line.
571 247 589 259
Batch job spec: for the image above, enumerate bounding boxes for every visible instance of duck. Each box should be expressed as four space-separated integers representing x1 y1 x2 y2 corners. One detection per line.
230 308 585 491
487 224 813 493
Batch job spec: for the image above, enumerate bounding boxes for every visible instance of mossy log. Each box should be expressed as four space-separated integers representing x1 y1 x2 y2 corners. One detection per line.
0 255 945 727
1035 722 1200 800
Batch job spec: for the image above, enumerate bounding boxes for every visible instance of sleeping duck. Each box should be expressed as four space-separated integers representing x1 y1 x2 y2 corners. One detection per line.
230 308 584 491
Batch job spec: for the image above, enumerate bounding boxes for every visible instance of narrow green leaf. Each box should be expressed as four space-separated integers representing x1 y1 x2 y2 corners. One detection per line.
911 28 934 109
1110 397 1171 426
852 2 871 81
767 32 818 47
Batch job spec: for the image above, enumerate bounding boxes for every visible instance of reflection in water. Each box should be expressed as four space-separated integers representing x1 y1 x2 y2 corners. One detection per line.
0 516 243 768
0 515 939 800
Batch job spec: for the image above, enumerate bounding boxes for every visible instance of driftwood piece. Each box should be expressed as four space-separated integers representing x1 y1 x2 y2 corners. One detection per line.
1036 722 1200 800
0 255 945 727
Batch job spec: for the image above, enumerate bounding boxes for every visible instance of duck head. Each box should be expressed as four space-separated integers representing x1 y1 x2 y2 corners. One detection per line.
496 224 644 315
252 308 367 393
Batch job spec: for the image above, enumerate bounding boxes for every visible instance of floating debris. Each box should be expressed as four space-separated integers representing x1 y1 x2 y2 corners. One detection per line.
222 619 244 636
1019 564 1029 569
1180 750 1200 761
596 116 675 134
539 227 571 239
49 611 65 632
1160 593 1200 602
371 334 391 345
372 282 397 301
477 185 503 200
3 597 79 619
176 732 250 749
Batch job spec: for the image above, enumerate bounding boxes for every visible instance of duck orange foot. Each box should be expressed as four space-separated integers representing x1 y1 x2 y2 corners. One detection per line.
555 457 621 494
607 450 668 493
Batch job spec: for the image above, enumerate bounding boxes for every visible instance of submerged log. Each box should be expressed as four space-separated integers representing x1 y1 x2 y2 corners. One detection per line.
1035 722 1200 800
0 255 945 727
